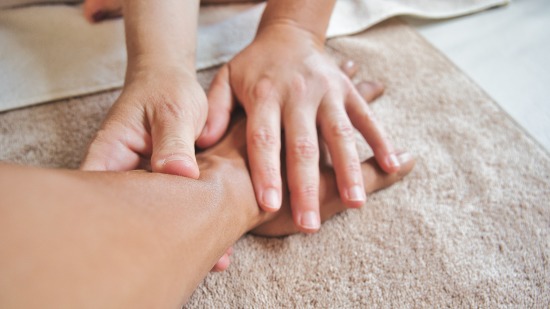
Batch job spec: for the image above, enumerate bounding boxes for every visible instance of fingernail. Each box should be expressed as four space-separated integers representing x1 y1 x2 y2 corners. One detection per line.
397 152 413 166
92 11 106 22
347 185 366 202
262 188 280 211
342 60 358 75
301 211 320 230
343 60 355 70
386 153 400 169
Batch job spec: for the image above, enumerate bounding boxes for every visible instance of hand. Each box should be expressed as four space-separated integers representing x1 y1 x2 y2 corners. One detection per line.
197 23 399 233
213 73 388 272
81 64 207 179
81 64 234 271
195 80 414 238
251 152 414 237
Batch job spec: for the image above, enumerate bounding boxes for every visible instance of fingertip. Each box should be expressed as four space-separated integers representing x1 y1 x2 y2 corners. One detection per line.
196 125 213 148
395 151 416 177
260 187 282 212
297 210 320 233
153 154 200 179
384 153 402 174
384 150 416 175
373 151 401 174
211 253 231 272
356 81 385 103
341 60 359 78
343 184 367 209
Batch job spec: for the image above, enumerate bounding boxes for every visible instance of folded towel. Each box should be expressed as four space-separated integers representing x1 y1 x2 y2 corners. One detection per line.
0 0 507 112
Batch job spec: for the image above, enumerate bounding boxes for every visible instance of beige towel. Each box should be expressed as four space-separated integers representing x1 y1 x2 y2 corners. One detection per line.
0 0 508 112
0 19 548 307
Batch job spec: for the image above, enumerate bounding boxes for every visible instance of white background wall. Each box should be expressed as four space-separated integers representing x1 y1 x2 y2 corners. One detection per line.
406 0 550 151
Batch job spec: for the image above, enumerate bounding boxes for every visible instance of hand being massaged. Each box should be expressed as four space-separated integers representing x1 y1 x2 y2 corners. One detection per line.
0 89 414 307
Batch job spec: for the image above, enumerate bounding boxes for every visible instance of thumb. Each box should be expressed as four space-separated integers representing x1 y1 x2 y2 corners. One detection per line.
197 65 235 148
81 127 147 171
150 115 200 179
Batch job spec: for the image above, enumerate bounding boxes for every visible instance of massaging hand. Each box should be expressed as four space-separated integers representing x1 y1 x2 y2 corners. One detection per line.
196 80 415 238
252 152 414 237
81 64 206 179
200 119 414 239
197 23 399 233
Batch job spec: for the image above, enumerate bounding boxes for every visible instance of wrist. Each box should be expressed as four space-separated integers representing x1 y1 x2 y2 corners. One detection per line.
124 58 197 86
257 0 335 48
200 155 268 233
256 21 326 51
127 53 195 73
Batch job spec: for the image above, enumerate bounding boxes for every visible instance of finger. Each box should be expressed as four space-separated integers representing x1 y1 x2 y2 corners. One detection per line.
320 151 415 222
346 88 399 174
251 151 415 237
319 102 365 208
355 81 385 103
284 107 321 233
197 65 235 148
81 124 151 171
83 0 123 23
150 106 200 179
362 151 415 193
211 253 231 272
246 101 282 212
340 60 359 79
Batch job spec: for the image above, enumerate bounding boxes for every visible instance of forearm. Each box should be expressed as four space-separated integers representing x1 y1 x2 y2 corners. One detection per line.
258 0 336 44
122 0 199 73
0 162 260 307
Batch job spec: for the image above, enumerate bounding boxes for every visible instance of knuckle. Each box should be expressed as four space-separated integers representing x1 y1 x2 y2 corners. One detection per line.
289 74 307 97
151 91 206 125
258 164 280 183
154 99 186 121
252 78 276 102
317 74 331 91
158 136 192 153
250 128 279 149
290 137 318 160
293 183 319 198
343 161 362 177
329 120 355 139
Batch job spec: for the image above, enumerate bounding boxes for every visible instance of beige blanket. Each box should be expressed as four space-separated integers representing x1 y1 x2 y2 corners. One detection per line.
0 0 507 112
0 19 548 307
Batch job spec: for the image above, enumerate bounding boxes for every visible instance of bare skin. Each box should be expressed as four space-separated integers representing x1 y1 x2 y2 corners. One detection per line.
198 1 398 233
211 73 385 271
81 0 398 236
0 111 415 307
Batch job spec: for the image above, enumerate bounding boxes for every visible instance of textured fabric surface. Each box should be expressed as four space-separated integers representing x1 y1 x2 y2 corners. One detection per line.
0 0 508 111
0 19 548 307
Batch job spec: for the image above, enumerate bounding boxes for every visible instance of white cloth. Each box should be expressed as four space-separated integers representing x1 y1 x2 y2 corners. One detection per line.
0 0 508 112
